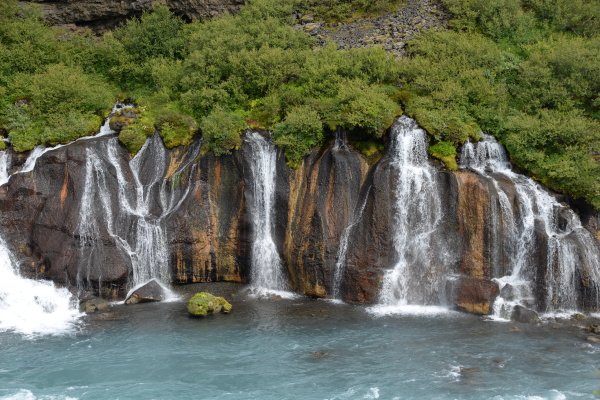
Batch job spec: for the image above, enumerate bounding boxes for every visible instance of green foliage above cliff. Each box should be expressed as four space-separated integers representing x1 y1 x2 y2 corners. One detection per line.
1 0 599 208
0 0 402 162
397 0 600 207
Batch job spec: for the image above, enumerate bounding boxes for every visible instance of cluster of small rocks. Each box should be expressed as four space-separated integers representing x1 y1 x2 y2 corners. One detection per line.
294 0 449 58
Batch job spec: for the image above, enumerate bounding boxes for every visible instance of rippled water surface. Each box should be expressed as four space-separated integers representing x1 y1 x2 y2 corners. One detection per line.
1 285 598 400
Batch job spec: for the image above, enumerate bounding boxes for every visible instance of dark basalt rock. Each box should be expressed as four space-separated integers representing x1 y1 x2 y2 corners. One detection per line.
1 119 600 316
81 297 110 314
23 0 247 33
511 305 541 324
125 279 166 305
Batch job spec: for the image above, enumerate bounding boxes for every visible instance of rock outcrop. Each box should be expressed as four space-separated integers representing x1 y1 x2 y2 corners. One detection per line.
1 119 599 315
125 279 166 304
24 0 246 32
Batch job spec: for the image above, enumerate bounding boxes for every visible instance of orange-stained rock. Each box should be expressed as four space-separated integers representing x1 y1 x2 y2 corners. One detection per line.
448 276 499 315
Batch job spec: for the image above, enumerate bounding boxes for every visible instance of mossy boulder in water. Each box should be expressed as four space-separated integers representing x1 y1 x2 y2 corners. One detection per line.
187 292 232 317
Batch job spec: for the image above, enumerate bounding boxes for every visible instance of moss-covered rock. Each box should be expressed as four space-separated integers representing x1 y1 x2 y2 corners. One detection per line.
187 292 232 317
109 108 140 132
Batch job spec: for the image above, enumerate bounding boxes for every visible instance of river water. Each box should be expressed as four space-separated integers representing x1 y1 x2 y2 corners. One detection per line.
0 284 598 400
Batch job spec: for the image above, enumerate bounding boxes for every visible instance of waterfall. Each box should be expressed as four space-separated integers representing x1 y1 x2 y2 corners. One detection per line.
332 186 371 301
460 134 600 316
333 127 349 151
375 116 449 313
0 150 11 185
76 135 197 295
245 131 290 297
0 237 81 336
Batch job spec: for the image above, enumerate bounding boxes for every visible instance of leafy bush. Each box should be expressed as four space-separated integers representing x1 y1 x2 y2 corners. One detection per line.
428 141 458 170
397 0 600 206
273 105 323 165
199 107 245 155
330 79 401 136
154 107 198 148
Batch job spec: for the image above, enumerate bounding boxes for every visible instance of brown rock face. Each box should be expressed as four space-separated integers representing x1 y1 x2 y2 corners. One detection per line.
447 276 499 315
279 142 369 298
454 171 492 280
24 0 246 32
169 151 247 284
1 120 600 315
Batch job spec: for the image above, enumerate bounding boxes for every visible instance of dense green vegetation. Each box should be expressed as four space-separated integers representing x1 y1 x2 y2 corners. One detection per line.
0 0 599 207
399 0 600 206
0 0 402 157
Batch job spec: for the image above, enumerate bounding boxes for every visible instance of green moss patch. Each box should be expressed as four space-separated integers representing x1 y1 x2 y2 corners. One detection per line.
187 292 232 317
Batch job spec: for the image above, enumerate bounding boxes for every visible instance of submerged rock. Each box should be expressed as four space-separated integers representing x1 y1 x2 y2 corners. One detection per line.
511 305 541 324
81 297 110 314
125 279 165 305
187 292 232 317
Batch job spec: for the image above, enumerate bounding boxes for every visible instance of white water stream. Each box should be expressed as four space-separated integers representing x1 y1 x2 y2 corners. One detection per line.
460 134 600 317
77 135 198 298
245 131 292 297
374 116 449 314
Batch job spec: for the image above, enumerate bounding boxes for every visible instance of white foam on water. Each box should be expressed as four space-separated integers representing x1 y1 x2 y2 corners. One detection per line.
246 288 299 300
369 304 456 317
0 238 82 337
0 390 78 400
363 387 379 399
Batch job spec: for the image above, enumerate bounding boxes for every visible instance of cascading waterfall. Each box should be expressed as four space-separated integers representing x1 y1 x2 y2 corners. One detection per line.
0 154 81 335
245 131 289 296
460 134 600 316
376 116 449 313
77 135 197 295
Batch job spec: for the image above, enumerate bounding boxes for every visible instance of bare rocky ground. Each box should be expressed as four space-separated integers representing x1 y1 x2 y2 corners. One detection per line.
294 0 450 58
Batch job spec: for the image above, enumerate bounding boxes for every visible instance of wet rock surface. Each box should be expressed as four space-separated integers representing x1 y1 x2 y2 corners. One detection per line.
1 120 600 316
448 277 499 315
511 305 541 324
125 279 166 305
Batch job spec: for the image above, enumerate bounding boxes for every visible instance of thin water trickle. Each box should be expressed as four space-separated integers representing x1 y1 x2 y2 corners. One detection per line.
245 131 290 297
332 186 371 300
332 128 349 151
460 134 600 316
376 116 449 312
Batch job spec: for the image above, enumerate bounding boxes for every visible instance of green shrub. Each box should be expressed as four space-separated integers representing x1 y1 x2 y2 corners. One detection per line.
154 107 198 148
118 111 156 154
330 79 401 136
429 141 458 170
273 105 323 165
111 5 186 63
504 110 600 207
41 112 101 146
199 106 245 155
